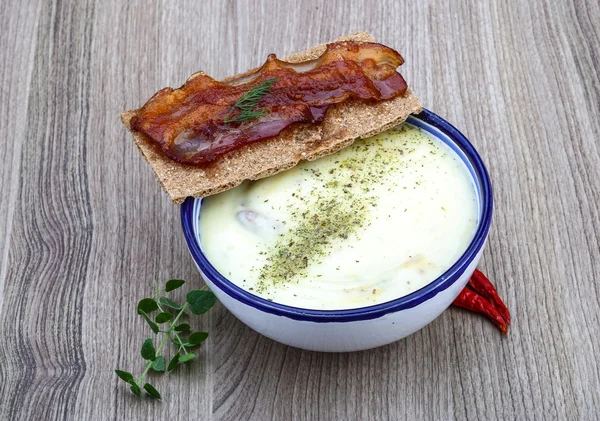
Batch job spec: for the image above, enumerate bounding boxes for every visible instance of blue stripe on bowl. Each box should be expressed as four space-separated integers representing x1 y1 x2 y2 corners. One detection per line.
180 108 493 323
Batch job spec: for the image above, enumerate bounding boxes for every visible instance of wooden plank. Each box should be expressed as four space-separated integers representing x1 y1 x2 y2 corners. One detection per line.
0 0 95 419
0 0 598 419
0 0 43 417
0 0 42 313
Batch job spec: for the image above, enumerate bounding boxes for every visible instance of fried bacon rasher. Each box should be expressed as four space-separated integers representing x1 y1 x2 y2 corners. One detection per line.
130 42 408 165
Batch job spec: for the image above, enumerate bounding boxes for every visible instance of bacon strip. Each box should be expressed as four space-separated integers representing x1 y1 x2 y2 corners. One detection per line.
130 42 408 165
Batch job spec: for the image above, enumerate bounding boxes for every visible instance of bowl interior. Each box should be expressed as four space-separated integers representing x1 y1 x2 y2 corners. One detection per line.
181 108 493 322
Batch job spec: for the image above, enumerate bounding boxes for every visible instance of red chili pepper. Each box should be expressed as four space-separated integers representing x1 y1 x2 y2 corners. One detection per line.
467 269 511 325
452 269 510 334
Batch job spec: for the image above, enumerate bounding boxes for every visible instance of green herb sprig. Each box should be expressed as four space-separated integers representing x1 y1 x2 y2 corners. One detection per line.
223 77 278 123
115 279 217 400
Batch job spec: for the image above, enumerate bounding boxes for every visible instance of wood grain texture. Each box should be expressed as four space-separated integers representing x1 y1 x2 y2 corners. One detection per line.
0 0 598 419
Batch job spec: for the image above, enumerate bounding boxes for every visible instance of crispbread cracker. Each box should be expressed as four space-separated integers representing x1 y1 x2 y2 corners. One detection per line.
121 31 422 204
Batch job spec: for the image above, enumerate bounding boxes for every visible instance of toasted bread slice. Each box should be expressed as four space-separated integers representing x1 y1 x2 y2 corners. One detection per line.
121 31 422 204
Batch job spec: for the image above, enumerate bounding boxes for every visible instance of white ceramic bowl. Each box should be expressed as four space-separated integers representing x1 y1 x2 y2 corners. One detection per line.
181 109 493 352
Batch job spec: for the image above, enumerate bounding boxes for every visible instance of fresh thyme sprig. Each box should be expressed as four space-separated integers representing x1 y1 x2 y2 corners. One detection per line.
223 77 278 123
115 279 217 400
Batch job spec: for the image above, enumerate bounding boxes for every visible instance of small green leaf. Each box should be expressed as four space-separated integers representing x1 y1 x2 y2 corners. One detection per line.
139 310 160 334
174 323 191 332
167 353 180 372
188 332 209 346
115 370 134 383
144 383 161 400
165 279 185 292
159 297 183 310
141 338 156 361
179 352 196 363
137 298 159 314
155 312 173 323
151 356 165 372
186 290 217 315
129 381 142 397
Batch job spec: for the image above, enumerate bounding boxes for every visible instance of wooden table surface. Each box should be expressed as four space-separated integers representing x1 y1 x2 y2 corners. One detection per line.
1 0 599 419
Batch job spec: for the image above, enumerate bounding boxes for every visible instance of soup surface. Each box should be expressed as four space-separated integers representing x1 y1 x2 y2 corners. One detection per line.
199 124 478 310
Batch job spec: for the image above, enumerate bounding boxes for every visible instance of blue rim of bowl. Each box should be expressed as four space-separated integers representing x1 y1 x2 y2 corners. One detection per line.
181 108 493 323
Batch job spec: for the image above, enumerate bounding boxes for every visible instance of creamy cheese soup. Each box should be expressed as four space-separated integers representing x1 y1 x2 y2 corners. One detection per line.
199 124 478 310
